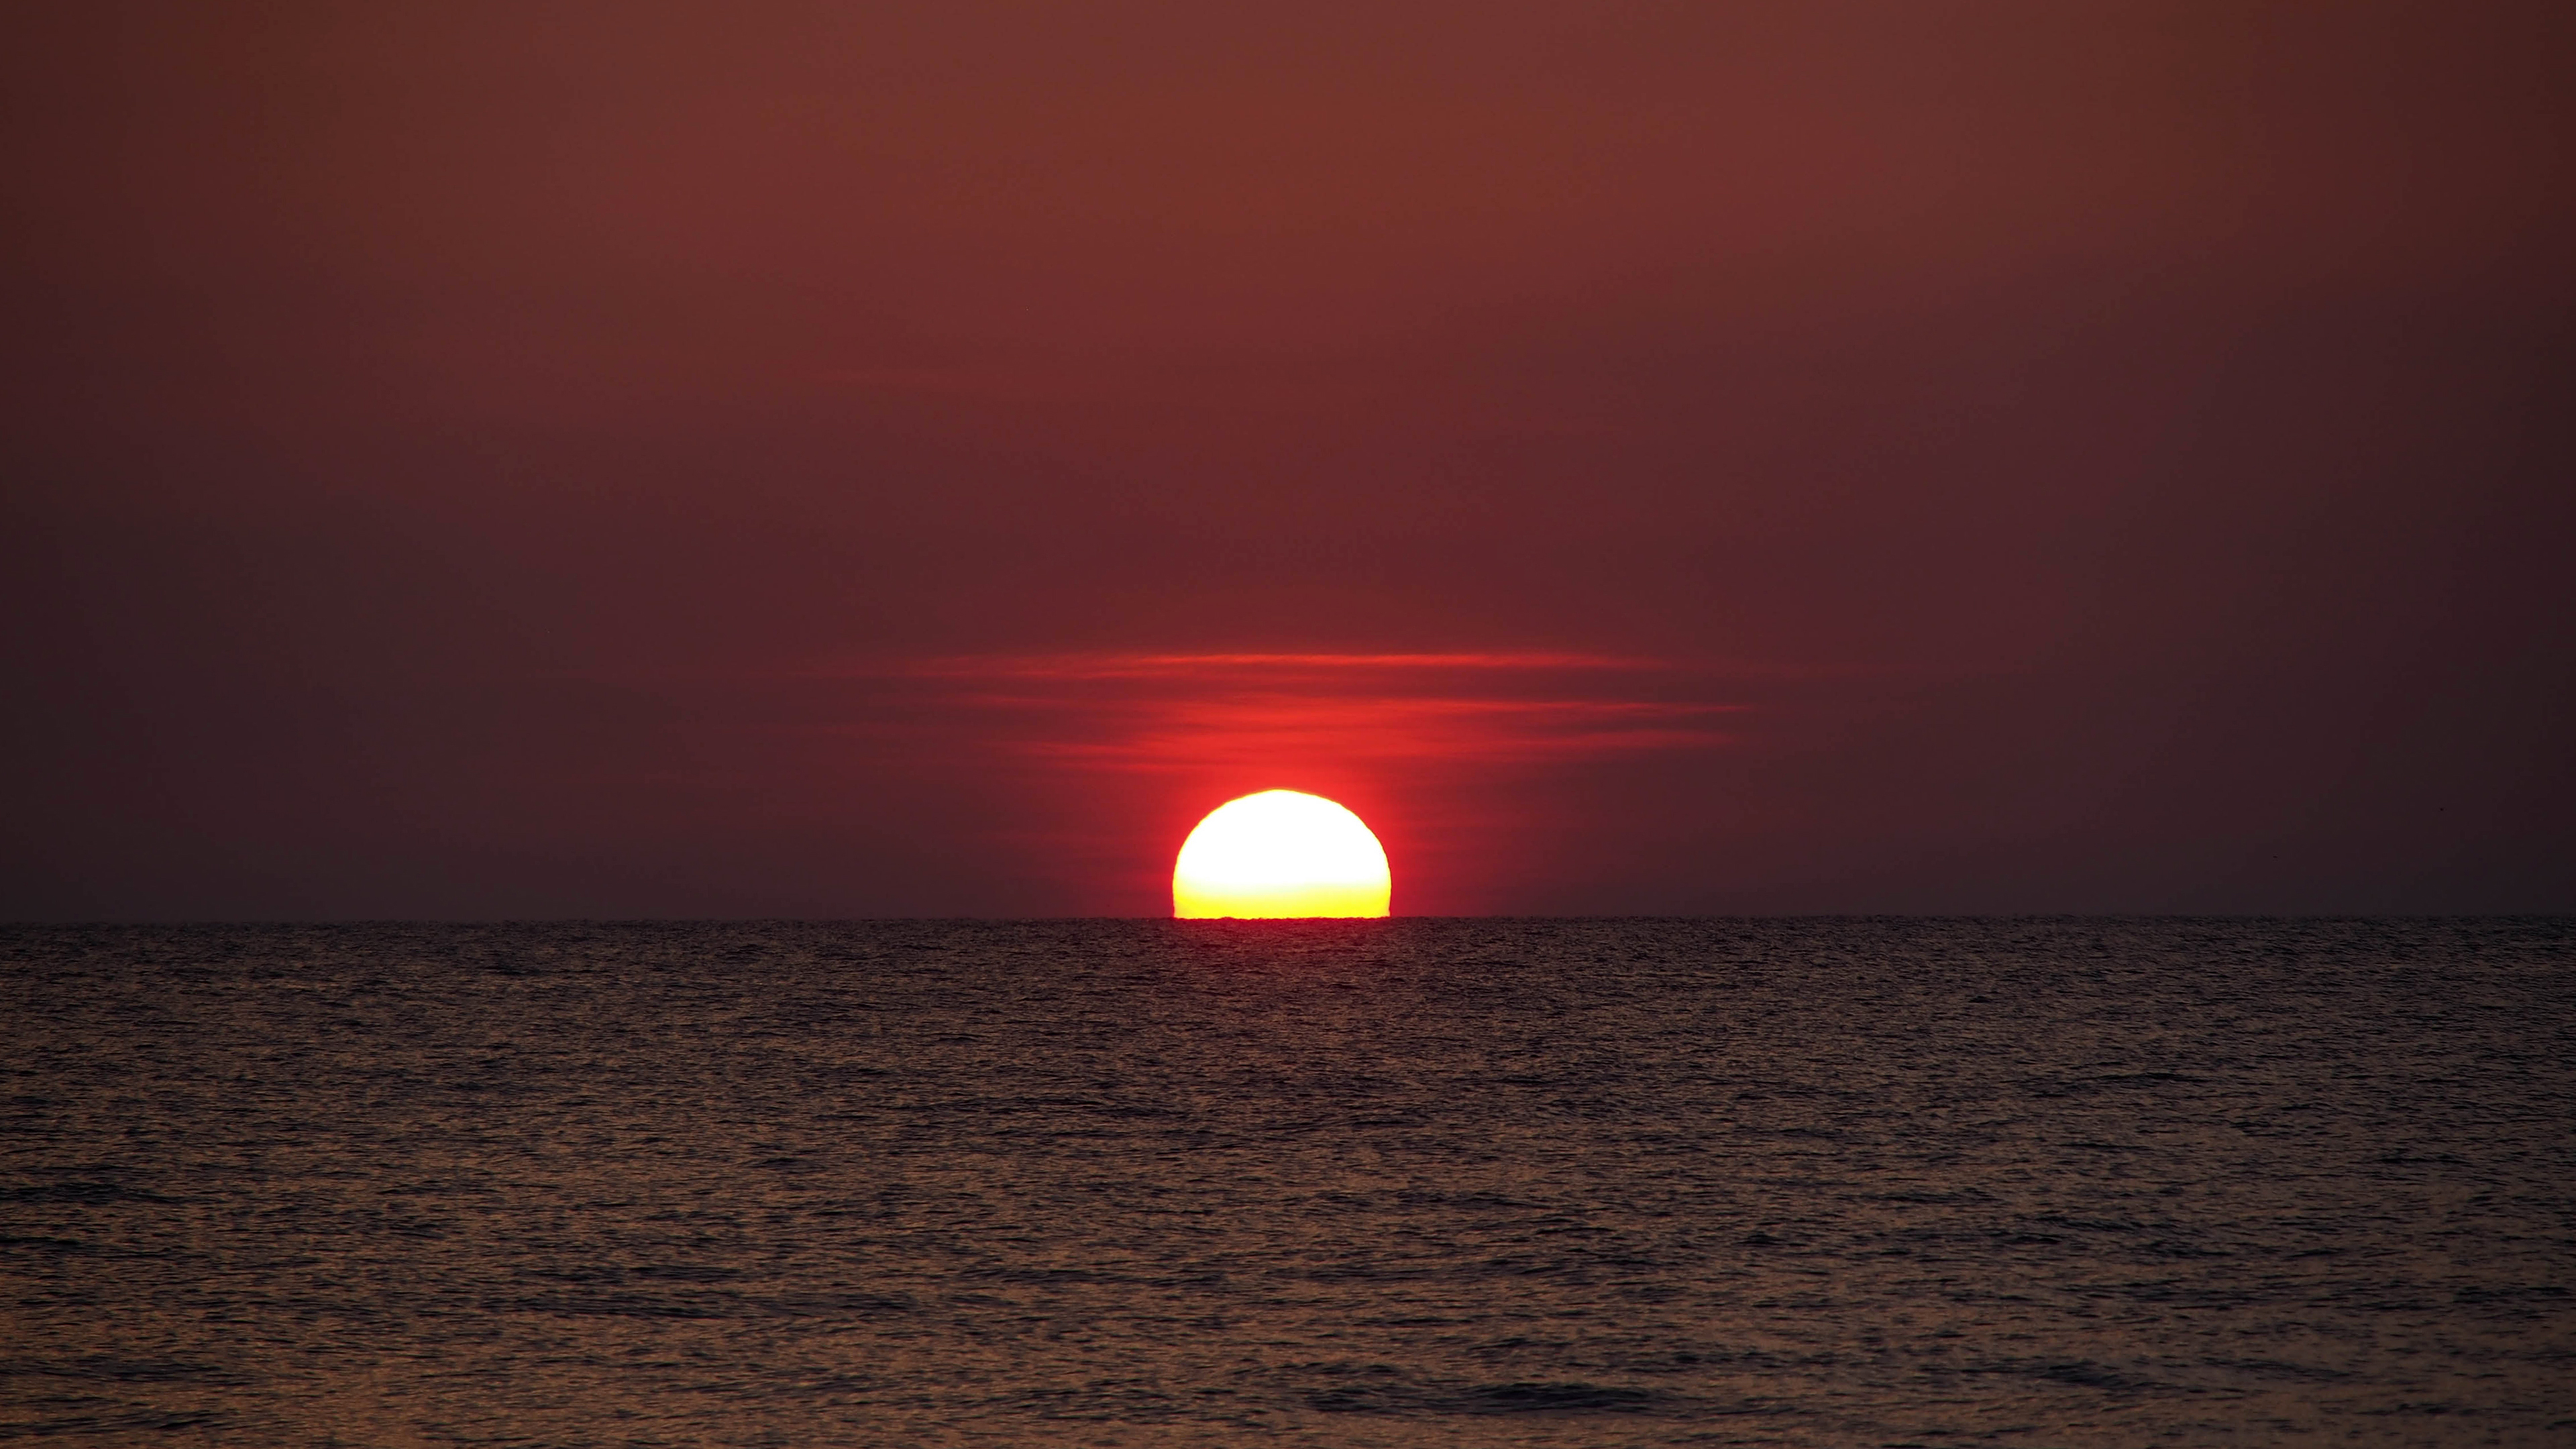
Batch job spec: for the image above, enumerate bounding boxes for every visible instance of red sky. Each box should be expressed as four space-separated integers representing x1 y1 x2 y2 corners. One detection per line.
4 1 2570 917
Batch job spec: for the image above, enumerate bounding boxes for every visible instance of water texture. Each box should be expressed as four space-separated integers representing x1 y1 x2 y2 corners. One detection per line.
3 918 2571 1446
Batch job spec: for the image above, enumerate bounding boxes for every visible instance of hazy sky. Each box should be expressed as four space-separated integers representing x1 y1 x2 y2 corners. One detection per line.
5 1 2569 917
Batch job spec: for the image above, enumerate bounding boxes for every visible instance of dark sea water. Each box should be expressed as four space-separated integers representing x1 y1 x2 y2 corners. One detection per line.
5 919 2573 1447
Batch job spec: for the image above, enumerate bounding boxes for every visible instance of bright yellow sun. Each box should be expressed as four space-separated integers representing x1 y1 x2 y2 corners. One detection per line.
1172 790 1392 918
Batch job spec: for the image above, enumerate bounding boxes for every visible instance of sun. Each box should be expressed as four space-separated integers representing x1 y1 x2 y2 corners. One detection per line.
1172 790 1392 918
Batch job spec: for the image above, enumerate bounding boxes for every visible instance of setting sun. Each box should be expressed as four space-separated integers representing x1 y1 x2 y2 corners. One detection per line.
1172 790 1392 918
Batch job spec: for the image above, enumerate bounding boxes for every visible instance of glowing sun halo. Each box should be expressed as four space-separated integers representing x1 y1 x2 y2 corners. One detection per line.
1172 790 1391 918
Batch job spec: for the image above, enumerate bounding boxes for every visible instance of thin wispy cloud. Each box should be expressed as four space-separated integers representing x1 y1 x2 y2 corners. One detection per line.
821 650 1660 680
814 650 1741 773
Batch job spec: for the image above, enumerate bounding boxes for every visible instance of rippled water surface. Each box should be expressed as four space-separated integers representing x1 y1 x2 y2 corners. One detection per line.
5 919 2573 1446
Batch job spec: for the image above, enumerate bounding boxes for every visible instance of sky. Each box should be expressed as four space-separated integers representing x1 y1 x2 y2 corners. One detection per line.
3 1 2570 918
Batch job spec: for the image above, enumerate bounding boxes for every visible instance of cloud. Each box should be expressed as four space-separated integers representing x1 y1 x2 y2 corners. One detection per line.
810 651 1738 775
892 649 1657 678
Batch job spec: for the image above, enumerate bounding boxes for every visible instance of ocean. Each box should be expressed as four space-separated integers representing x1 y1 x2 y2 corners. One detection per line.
4 918 2571 1446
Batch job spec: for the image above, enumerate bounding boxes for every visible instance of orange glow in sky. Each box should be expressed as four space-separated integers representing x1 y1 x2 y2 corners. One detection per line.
1172 790 1392 918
